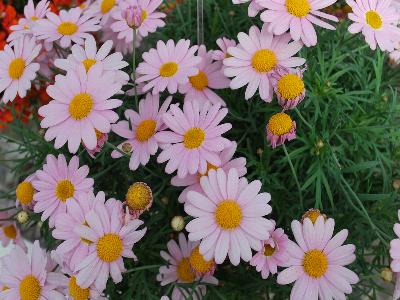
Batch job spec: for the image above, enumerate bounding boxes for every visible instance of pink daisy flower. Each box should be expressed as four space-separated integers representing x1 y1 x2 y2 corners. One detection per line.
250 221 290 279
74 201 146 291
157 233 218 300
54 35 129 86
86 0 120 25
212 37 237 61
15 173 37 209
0 36 41 103
0 241 66 300
266 112 296 148
136 39 201 94
179 45 230 106
346 0 400 51
33 7 101 48
223 24 305 102
171 141 247 203
185 168 273 265
111 93 172 170
39 64 123 153
277 216 359 299
257 0 339 47
232 0 264 17
110 0 166 42
32 154 94 228
0 212 27 251
390 210 400 272
155 100 232 178
395 273 400 300
84 131 109 158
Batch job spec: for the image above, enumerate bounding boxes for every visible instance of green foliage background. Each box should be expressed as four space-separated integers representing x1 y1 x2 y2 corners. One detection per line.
1 0 400 299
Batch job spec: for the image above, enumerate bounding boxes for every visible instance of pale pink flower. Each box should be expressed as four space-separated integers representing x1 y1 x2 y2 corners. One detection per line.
136 39 201 94
32 154 94 228
395 273 400 300
157 233 218 300
346 0 400 51
0 212 27 251
0 36 41 103
86 0 120 25
171 141 247 203
185 168 273 265
277 216 359 299
111 93 172 170
155 100 232 178
85 132 109 158
33 7 101 48
258 0 339 47
212 37 237 61
232 0 263 17
223 24 305 102
179 45 230 106
36 47 61 79
250 221 290 279
266 112 296 148
39 64 123 153
15 173 37 210
390 210 400 284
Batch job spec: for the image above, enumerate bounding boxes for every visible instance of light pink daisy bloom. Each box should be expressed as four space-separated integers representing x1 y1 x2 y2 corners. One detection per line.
390 210 400 272
266 112 296 148
257 0 339 47
33 7 101 48
36 47 61 78
157 233 218 300
0 36 41 103
86 0 120 25
155 100 232 178
54 35 129 86
32 154 94 228
84 131 109 158
185 168 273 265
171 141 247 203
39 64 123 153
277 216 359 299
212 37 237 61
389 42 400 64
110 0 166 42
232 0 264 17
346 0 400 51
15 173 37 210
0 212 27 251
111 93 172 170
250 221 290 279
223 24 305 102
136 39 201 94
0 240 66 300
179 45 230 106
395 273 400 300
74 201 146 291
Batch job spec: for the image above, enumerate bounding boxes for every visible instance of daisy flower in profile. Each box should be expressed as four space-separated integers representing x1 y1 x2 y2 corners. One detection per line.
212 37 236 61
39 64 123 153
232 0 263 17
157 233 218 300
266 112 296 148
136 39 201 94
277 216 359 299
250 221 289 279
0 213 27 251
155 100 232 178
124 182 153 218
179 45 230 106
32 154 94 228
346 0 400 51
171 141 247 203
84 131 109 158
74 201 146 291
185 168 273 265
33 7 101 48
15 173 37 209
258 0 339 47
86 0 119 24
111 93 172 170
0 36 41 103
224 24 305 102
0 241 65 300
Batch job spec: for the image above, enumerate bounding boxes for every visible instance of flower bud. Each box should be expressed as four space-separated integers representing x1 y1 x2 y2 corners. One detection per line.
171 216 185 231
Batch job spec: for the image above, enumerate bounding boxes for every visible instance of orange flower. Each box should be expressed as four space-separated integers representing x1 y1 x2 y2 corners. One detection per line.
0 97 32 129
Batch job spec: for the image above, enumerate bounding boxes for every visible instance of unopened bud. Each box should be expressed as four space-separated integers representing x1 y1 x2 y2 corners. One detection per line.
16 211 29 224
381 267 393 282
122 143 132 153
171 216 185 231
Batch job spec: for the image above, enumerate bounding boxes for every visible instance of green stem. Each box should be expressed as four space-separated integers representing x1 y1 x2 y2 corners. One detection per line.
124 264 160 274
282 144 304 210
132 28 139 109
294 107 313 130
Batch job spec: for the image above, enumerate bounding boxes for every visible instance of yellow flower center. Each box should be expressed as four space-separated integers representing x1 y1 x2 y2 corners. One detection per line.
198 162 219 177
183 127 205 149
277 74 305 100
16 181 34 205
215 200 242 230
189 246 214 274
177 258 196 283
19 275 41 300
2 225 17 239
82 58 96 73
96 233 123 262
55 179 75 202
251 49 277 73
30 16 39 21
303 249 328 278
267 112 293 136
8 58 25 80
365 10 382 29
95 129 103 140
285 0 311 17
302 209 322 224
125 182 152 210
263 244 276 256
80 221 92 245
69 93 94 120
189 71 209 90
141 9 148 21
100 0 116 14
69 276 90 300
159 62 178 77
57 22 78 35
135 119 157 142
